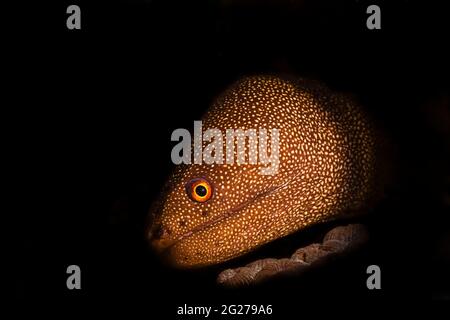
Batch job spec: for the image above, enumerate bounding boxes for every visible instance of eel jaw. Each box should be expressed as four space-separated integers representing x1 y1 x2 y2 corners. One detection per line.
149 204 257 267
149 183 289 267
151 237 176 253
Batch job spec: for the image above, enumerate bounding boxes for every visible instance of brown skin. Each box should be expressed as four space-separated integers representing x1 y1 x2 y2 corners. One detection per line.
148 75 379 268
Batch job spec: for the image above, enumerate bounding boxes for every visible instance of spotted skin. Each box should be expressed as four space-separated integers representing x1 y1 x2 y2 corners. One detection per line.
149 75 378 268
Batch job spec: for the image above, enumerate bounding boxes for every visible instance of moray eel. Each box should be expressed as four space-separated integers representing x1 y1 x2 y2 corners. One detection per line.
148 75 383 268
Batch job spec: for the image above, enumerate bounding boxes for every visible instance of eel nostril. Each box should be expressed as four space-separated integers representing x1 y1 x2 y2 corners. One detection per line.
153 225 170 240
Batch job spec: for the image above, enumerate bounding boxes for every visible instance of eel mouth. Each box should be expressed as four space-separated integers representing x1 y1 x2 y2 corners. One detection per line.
150 184 282 254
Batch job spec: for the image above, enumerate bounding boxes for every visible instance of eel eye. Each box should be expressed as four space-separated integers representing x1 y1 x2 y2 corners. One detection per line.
186 178 213 203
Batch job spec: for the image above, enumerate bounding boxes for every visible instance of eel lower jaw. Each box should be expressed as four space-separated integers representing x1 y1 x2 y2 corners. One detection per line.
151 237 177 253
150 184 286 266
150 209 237 257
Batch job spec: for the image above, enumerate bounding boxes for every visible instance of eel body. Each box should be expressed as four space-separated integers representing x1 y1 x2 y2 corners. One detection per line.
148 75 382 268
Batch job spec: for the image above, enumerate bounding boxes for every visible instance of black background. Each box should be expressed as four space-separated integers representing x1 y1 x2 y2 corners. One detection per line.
12 0 449 316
